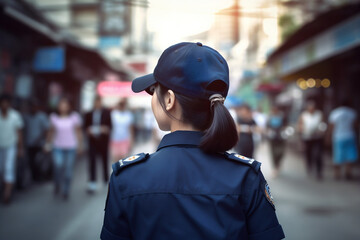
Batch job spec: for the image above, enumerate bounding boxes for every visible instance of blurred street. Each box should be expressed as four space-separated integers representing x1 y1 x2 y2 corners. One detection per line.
261 144 360 240
0 140 155 240
1 139 360 240
1 0 360 239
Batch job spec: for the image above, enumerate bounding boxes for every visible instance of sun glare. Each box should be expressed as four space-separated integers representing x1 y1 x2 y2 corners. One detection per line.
148 0 233 48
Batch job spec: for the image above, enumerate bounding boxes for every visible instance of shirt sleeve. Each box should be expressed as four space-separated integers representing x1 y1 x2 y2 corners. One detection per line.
329 110 336 123
244 171 285 240
49 113 56 128
14 111 24 129
128 112 134 125
72 112 82 127
41 113 50 130
101 173 131 240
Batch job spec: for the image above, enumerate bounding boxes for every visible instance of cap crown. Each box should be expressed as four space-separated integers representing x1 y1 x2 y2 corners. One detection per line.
153 42 229 99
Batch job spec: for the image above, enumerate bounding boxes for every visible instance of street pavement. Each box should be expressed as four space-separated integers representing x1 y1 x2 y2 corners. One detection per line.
1 140 360 240
259 142 360 240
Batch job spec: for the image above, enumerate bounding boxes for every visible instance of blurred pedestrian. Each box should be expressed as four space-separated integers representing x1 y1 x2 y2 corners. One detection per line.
45 98 83 200
253 106 268 146
132 108 143 142
298 101 326 180
24 100 49 181
328 100 358 180
110 99 134 162
143 109 154 141
0 94 24 204
267 105 286 178
235 104 257 158
101 42 284 240
84 96 112 193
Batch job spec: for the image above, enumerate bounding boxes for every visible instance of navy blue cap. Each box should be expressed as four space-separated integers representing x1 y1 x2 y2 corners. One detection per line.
131 42 229 99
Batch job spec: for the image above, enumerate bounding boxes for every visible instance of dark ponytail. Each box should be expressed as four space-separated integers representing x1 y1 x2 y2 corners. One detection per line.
200 100 238 153
156 83 238 153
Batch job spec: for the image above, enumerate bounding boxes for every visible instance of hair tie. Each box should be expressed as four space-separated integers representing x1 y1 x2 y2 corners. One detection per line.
209 94 225 107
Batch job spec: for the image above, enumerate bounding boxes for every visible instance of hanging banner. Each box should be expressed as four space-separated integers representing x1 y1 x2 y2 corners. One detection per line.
33 47 65 72
97 81 147 97
99 0 130 36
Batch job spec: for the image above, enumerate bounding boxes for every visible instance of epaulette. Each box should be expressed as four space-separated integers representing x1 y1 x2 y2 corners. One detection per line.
225 152 261 173
112 153 149 176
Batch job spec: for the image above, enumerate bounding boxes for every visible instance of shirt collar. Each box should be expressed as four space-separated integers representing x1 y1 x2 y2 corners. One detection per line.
157 131 204 151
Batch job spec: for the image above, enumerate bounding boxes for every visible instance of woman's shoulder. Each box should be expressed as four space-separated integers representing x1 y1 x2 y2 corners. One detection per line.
224 152 261 172
68 111 80 120
111 109 120 116
8 108 21 118
69 111 80 117
49 112 58 120
111 153 150 176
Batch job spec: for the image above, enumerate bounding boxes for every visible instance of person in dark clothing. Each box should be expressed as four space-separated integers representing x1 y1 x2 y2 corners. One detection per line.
24 100 49 181
235 104 257 158
84 96 112 193
101 42 284 240
267 106 286 178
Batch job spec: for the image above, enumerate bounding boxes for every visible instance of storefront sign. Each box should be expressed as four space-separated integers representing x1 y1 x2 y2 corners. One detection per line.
99 0 130 36
97 81 147 97
275 13 360 77
33 47 65 72
99 36 123 48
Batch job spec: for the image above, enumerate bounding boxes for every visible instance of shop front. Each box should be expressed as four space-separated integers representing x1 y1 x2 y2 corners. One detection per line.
265 2 360 117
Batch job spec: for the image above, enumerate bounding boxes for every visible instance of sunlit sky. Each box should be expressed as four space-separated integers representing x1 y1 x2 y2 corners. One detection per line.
148 0 234 48
147 0 271 49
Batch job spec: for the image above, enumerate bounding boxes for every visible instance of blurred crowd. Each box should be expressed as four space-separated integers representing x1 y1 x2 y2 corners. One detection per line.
230 99 358 181
0 93 358 205
0 94 151 204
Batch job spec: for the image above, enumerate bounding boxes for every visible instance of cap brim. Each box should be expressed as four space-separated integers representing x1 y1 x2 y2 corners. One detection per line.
131 73 157 93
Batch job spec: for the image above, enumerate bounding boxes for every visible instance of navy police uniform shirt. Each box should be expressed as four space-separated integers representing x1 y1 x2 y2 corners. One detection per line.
101 131 285 240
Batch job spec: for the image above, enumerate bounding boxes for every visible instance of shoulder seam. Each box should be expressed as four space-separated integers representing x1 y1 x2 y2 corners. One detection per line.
224 152 261 173
112 153 149 175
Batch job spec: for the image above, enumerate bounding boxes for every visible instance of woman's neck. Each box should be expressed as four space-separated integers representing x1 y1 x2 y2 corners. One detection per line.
170 121 200 132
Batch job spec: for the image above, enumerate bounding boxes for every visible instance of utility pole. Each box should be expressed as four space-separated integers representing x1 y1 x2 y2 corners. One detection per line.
233 0 240 44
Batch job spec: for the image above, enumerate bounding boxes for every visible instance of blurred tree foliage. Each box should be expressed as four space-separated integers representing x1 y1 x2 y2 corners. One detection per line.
279 14 299 42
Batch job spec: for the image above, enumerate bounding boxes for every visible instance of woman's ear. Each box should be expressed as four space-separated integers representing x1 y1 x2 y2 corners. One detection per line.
165 90 176 111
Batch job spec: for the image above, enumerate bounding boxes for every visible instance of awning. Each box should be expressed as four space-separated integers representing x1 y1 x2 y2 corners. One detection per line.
0 0 133 82
268 2 360 62
0 0 61 43
65 41 132 81
265 2 360 81
3 6 61 42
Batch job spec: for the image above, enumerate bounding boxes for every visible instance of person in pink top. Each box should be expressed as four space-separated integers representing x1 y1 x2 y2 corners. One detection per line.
45 98 83 200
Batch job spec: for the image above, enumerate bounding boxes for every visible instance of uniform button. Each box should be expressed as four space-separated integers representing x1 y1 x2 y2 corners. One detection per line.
196 42 203 46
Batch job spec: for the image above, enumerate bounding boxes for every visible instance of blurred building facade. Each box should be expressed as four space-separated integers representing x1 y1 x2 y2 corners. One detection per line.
264 1 360 122
22 0 151 111
25 0 149 59
185 0 280 110
278 0 360 42
0 0 131 112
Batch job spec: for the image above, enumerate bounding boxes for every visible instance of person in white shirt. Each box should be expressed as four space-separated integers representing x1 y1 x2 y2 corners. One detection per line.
328 100 358 180
298 101 326 180
253 107 268 146
111 99 134 162
0 94 24 204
